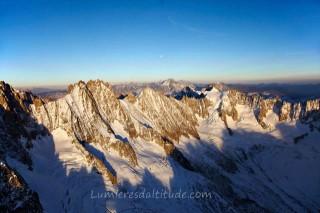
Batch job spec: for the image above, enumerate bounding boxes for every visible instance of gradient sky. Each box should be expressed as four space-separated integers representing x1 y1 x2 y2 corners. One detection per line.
1 0 320 86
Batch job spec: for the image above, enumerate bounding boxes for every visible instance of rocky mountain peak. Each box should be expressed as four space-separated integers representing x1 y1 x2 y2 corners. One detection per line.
0 161 43 211
160 78 176 85
87 79 111 89
220 88 320 131
139 86 158 97
208 82 229 92
0 81 13 91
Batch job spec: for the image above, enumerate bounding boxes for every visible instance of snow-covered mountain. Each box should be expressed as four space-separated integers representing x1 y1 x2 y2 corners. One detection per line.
1 79 320 212
17 87 68 100
112 78 204 96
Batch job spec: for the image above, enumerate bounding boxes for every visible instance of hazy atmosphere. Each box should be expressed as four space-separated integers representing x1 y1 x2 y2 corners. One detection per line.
1 0 320 86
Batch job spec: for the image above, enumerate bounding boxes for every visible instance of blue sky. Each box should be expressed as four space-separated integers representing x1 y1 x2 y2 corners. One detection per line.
1 0 320 86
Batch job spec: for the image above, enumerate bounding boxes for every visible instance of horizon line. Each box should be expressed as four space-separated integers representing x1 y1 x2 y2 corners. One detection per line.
4 77 320 89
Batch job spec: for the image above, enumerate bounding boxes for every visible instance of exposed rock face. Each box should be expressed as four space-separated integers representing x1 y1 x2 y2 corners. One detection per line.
133 87 201 142
72 140 118 185
31 80 139 171
0 161 43 212
0 81 44 212
183 96 210 118
0 81 47 168
223 89 276 129
279 99 320 123
219 89 320 130
169 148 194 171
126 93 137 104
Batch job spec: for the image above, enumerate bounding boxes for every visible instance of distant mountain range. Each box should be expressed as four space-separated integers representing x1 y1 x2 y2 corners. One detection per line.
111 78 205 96
228 83 320 100
19 79 320 101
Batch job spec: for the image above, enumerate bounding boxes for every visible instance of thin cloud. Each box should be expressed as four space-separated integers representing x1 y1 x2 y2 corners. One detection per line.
167 16 225 37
